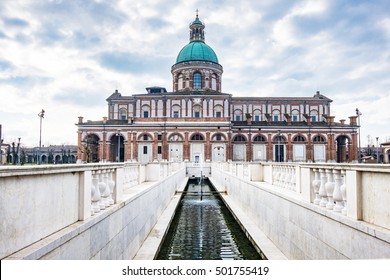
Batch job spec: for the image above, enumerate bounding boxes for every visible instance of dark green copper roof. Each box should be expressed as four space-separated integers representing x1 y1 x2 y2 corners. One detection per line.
176 41 219 64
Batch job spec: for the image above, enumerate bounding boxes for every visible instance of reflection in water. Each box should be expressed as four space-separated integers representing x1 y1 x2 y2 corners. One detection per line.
156 179 264 260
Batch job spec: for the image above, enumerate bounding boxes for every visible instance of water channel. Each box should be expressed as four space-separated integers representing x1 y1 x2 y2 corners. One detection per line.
156 178 266 260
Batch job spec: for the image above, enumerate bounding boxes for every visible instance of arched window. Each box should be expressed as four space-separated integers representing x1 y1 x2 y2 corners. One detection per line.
310 109 318 122
213 134 224 141
178 74 183 90
313 135 326 142
233 135 246 142
254 135 266 142
253 110 261 121
193 105 201 118
272 109 280 122
169 134 183 141
293 135 305 142
193 72 202 89
291 109 299 122
191 134 204 141
274 135 286 143
120 108 127 120
172 105 180 118
234 109 242 121
214 105 223 118
211 74 217 90
142 105 150 118
140 134 151 141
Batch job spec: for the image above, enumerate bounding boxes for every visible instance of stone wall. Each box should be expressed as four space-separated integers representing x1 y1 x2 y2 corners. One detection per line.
211 162 390 259
1 162 186 259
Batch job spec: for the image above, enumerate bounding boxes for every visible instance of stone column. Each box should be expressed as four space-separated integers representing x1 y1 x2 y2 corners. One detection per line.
267 133 272 161
227 131 232 161
153 131 158 161
205 132 211 161
287 133 293 162
184 132 190 161
132 132 138 161
77 130 83 161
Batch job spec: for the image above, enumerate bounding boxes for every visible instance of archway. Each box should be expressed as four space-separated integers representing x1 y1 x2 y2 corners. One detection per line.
110 134 125 162
85 134 99 163
273 135 286 162
336 135 350 163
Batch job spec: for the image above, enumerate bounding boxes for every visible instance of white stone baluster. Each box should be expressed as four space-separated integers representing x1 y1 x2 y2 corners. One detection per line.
108 169 115 205
91 171 101 214
340 170 347 215
333 169 343 213
280 166 286 188
273 165 279 186
319 168 328 207
98 170 108 209
312 168 321 205
291 166 296 191
284 166 290 189
325 169 335 210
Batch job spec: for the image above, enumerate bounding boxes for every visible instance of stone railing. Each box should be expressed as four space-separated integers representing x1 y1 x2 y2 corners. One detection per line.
0 161 185 259
212 162 390 230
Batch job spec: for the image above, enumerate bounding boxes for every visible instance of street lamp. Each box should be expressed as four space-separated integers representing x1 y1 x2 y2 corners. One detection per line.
17 137 21 164
356 108 362 163
116 129 121 162
0 139 3 165
38 109 45 164
277 130 281 162
376 137 379 163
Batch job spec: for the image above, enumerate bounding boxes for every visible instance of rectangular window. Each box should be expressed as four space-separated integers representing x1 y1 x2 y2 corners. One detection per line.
173 111 179 118
143 135 148 140
311 116 317 122
235 116 241 121
158 134 162 141
254 115 260 121
273 115 279 122
158 146 162 154
195 111 200 118
216 134 222 141
143 146 148 154
216 111 221 118
143 111 149 118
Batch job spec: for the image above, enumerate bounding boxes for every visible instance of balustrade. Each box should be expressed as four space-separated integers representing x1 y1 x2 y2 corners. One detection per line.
271 164 297 191
90 168 118 215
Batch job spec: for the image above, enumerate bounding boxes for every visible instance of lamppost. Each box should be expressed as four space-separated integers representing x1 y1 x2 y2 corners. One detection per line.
17 137 21 164
38 109 45 164
0 139 3 165
376 137 379 163
116 129 121 162
277 129 281 162
356 108 362 163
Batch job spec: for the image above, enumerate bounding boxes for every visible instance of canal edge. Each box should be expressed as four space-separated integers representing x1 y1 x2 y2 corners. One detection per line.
132 177 189 260
208 177 288 260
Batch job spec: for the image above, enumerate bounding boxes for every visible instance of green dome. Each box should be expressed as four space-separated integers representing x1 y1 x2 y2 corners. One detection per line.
176 41 219 64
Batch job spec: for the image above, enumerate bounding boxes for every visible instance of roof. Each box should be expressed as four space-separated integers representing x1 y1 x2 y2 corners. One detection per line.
176 41 219 64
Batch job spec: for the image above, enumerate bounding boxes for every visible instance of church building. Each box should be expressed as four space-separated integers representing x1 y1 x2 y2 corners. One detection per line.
76 13 359 163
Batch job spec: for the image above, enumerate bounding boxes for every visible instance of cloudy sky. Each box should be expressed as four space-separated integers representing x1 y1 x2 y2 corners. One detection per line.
0 0 389 147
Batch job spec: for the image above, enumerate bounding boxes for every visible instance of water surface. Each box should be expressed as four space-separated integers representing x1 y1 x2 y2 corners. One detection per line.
156 179 264 260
